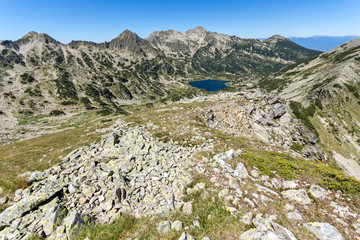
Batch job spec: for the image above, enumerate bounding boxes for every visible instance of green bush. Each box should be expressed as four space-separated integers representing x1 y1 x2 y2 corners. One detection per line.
80 97 92 109
344 83 357 92
60 101 77 106
49 110 65 116
290 142 305 152
96 109 113 116
314 99 323 110
54 72 78 100
289 101 319 137
20 73 35 84
242 150 360 194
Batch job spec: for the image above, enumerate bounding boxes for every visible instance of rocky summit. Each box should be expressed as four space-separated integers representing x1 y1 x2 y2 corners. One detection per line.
1 90 360 239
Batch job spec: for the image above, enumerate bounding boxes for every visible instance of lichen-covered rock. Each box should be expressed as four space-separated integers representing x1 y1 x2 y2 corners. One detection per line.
157 221 172 234
287 210 303 220
239 214 297 240
234 162 249 179
42 204 67 236
0 180 64 228
267 103 287 119
0 227 20 240
172 220 183 232
193 218 201 229
282 189 312 205
309 185 329 200
63 211 90 237
179 232 196 240
252 214 272 231
193 182 205 192
303 222 345 240
239 228 282 240
0 122 201 238
218 189 229 199
242 212 253 225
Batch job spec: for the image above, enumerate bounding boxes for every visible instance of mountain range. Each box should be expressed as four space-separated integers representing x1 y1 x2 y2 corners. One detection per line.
0 27 320 123
289 35 359 51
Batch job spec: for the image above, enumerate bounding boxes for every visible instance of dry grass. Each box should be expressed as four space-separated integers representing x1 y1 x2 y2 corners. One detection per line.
0 112 117 196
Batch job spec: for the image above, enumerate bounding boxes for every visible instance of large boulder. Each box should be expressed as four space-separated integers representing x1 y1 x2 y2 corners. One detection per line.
42 204 68 236
239 229 282 240
239 214 297 240
0 180 64 228
303 222 345 240
281 189 312 205
309 185 329 200
267 103 287 119
234 162 249 179
63 211 91 238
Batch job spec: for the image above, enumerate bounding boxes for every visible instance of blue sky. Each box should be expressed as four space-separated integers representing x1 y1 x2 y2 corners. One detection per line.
1 0 359 43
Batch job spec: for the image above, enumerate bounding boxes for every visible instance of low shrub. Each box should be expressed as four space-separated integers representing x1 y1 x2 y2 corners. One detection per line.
49 110 65 116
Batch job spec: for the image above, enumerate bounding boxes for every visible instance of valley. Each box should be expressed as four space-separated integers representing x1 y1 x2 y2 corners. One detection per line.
0 26 360 240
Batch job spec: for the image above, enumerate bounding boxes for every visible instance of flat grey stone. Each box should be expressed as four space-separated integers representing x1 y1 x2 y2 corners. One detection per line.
303 222 345 240
309 185 329 200
183 201 192 215
282 189 312 205
172 220 183 232
287 210 303 220
179 232 196 240
156 221 171 234
234 162 249 179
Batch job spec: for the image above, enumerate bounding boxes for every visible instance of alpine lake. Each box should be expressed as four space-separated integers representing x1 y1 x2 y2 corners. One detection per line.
188 79 230 91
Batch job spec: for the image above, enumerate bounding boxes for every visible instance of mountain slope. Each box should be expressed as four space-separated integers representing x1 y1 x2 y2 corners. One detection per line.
147 28 321 75
259 37 360 180
1 90 359 240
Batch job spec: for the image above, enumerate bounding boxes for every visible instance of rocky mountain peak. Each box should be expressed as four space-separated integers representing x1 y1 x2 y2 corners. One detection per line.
185 26 207 35
108 29 160 57
109 29 143 48
146 29 184 42
15 31 59 46
22 31 39 39
115 29 139 40
265 34 289 42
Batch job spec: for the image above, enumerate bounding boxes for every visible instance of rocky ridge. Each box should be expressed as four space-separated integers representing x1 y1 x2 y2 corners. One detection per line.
177 89 324 161
1 90 360 239
0 119 202 239
203 89 325 160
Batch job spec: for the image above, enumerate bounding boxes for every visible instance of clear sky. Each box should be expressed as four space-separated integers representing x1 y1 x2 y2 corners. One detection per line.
1 0 359 43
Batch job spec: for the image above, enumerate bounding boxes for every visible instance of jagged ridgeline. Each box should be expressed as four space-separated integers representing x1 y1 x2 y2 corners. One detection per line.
0 27 320 118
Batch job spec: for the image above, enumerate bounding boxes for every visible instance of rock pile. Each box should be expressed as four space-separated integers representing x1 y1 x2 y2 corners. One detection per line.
0 120 199 239
205 89 325 160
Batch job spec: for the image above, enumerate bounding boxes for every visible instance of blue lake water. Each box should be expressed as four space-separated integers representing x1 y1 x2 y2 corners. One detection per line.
188 79 230 91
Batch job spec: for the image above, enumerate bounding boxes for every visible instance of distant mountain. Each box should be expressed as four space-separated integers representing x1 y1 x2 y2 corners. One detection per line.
289 36 359 52
0 27 320 127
